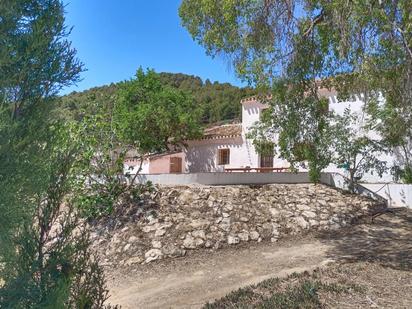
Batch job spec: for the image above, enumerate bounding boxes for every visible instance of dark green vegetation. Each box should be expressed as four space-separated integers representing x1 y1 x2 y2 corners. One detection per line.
0 0 117 307
180 0 412 183
60 72 255 124
0 0 119 307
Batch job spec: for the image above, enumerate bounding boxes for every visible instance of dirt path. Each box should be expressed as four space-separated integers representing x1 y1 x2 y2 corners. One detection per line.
106 238 334 308
106 210 412 308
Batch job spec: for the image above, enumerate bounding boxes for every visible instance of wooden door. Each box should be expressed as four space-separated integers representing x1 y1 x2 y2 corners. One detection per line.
260 154 273 172
170 157 182 173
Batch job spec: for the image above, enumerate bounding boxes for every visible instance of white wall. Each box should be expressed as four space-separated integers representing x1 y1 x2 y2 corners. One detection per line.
241 101 262 168
241 100 289 168
136 172 314 185
184 101 264 173
185 99 291 173
241 100 265 133
185 137 252 172
327 96 397 183
361 183 412 208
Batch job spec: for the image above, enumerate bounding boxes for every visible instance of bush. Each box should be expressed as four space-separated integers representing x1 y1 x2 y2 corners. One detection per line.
401 166 412 184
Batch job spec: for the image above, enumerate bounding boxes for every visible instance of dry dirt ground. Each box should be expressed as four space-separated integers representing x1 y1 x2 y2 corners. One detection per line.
106 209 412 308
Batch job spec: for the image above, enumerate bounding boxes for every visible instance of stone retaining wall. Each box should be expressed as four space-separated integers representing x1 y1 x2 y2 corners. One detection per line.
91 184 380 266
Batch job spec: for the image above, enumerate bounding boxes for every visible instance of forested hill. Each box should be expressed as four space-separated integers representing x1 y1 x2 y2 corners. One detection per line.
60 72 255 124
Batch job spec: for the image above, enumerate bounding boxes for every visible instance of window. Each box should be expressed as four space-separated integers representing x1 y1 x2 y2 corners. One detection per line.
218 148 230 165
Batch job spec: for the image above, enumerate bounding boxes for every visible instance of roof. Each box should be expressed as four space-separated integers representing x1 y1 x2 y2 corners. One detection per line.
317 87 338 98
125 149 182 161
240 95 271 104
149 151 182 160
201 123 242 140
241 85 338 105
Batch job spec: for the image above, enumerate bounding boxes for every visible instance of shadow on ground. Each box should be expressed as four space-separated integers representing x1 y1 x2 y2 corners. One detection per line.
317 208 412 271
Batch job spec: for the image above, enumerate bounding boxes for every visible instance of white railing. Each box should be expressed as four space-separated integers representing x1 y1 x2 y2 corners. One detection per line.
320 172 388 206
360 183 412 208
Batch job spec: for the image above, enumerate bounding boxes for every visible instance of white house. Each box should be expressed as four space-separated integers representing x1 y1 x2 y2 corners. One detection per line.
124 86 409 186
184 97 289 173
184 90 408 183
127 91 412 207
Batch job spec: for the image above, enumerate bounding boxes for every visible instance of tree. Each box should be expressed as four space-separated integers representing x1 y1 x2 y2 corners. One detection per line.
0 1 116 307
69 68 204 220
60 72 255 125
180 1 412 86
0 0 82 116
367 93 412 183
179 0 412 180
114 68 203 154
332 109 387 191
0 115 116 308
247 84 333 182
67 102 151 220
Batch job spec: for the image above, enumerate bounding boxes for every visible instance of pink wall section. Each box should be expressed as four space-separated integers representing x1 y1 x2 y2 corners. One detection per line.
149 152 185 174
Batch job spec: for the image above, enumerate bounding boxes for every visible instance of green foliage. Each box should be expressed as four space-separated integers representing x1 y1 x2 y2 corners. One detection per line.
58 84 119 121
400 166 412 184
158 72 255 123
254 140 275 157
114 68 203 153
248 84 334 182
57 101 142 220
179 0 412 181
0 0 82 115
246 112 276 157
179 0 412 85
60 72 255 125
0 102 116 309
332 109 387 190
0 1 116 307
61 68 203 220
0 0 82 261
366 94 412 184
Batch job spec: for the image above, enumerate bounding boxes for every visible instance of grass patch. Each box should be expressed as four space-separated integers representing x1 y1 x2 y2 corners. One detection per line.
204 269 365 309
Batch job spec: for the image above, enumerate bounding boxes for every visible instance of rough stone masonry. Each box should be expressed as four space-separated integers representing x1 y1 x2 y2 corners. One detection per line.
91 184 380 266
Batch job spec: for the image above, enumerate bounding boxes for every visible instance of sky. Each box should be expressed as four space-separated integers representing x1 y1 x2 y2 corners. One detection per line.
62 0 245 94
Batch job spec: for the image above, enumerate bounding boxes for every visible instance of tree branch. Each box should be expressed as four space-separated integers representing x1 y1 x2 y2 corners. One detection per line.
303 9 325 37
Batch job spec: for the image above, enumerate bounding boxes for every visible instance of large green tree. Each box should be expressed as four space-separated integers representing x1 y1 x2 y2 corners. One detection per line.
114 68 203 154
180 0 412 181
180 0 412 85
0 0 82 116
0 0 82 257
0 1 116 307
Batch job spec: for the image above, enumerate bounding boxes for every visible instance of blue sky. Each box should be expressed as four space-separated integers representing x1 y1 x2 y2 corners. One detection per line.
62 0 245 94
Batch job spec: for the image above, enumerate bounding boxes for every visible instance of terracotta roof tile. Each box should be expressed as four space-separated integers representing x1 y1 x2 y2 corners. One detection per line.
201 123 242 140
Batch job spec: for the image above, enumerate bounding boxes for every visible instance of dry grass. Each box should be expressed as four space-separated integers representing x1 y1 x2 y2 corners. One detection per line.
205 209 412 309
204 262 412 308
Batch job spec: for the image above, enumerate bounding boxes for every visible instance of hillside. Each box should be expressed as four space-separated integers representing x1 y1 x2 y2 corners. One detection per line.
60 72 255 124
